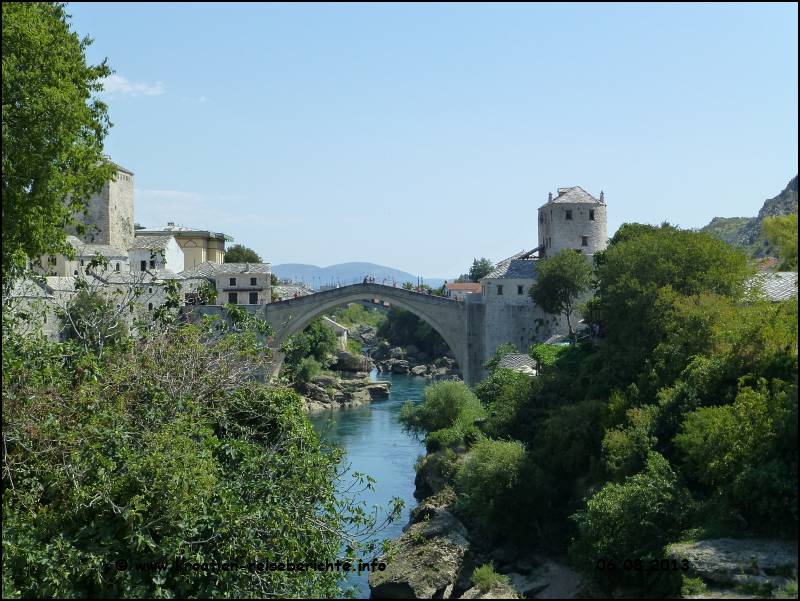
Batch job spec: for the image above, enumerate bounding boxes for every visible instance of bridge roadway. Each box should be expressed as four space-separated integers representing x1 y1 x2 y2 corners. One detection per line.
263 282 482 385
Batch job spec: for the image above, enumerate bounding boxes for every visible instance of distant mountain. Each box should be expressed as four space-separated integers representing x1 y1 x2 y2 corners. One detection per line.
272 262 447 290
701 176 798 258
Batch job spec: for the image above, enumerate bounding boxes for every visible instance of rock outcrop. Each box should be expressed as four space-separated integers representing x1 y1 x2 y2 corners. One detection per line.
668 538 798 589
369 508 470 599
300 374 390 412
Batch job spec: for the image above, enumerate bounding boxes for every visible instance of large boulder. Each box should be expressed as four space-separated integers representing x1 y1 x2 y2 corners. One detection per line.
388 346 406 359
369 509 470 599
667 538 798 589
391 360 411 374
366 382 391 399
410 365 428 377
460 583 520 599
331 350 370 372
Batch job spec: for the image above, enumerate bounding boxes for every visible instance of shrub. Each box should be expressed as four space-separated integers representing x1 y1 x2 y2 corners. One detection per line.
570 452 690 594
528 343 569 368
297 356 321 383
674 378 797 534
399 381 484 434
471 563 510 593
455 439 526 535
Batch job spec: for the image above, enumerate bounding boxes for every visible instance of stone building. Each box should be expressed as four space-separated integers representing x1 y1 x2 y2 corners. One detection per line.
67 160 135 251
129 234 184 274
478 186 609 359
177 261 272 306
538 186 607 258
443 282 481 301
135 223 227 268
39 236 130 278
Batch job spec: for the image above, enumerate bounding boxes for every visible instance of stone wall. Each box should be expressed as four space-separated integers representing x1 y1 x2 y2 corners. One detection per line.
67 168 135 250
538 202 607 258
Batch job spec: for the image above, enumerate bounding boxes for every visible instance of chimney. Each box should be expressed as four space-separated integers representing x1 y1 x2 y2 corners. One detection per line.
599 191 605 202
548 191 553 202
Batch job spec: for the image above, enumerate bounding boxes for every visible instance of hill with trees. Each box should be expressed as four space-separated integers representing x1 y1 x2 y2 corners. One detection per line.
701 176 798 258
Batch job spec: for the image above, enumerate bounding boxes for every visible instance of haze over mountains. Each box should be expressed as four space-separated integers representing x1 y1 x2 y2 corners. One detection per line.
272 262 447 290
701 175 798 258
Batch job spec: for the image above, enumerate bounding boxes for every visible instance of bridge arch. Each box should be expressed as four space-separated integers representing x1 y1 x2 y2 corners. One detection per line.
263 283 471 382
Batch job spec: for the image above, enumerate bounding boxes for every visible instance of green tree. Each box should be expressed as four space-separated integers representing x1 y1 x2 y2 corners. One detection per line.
224 244 262 263
468 257 494 282
2 2 114 282
763 213 798 270
530 249 592 341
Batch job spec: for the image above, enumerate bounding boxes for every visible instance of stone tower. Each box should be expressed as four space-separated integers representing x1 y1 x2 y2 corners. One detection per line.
537 186 607 258
69 161 135 250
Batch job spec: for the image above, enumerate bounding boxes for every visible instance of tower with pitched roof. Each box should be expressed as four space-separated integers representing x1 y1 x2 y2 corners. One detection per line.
537 186 607 258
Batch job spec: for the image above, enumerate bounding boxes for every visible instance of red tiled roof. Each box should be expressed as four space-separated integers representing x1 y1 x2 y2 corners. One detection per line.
445 283 481 292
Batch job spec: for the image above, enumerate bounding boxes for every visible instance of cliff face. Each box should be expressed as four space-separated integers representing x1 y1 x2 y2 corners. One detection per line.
701 176 798 258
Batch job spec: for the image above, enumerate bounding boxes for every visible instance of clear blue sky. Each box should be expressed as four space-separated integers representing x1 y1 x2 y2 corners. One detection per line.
68 2 798 277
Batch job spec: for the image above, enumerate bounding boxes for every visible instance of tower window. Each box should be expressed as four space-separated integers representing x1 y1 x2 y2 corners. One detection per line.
497 285 503 295
582 236 589 246
565 210 573 220
589 209 595 221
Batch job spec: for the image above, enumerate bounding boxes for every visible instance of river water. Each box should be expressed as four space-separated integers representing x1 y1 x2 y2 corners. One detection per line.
308 371 428 599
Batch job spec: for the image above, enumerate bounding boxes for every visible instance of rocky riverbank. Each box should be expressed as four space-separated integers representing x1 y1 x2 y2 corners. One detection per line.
371 341 461 380
298 372 390 412
368 448 586 600
370 445 799 599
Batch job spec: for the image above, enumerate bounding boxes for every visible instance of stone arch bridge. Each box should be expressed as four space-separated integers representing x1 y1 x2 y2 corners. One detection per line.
263 283 485 385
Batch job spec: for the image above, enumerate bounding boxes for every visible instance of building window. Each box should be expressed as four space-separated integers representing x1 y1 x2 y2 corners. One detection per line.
582 236 589 246
497 285 503 295
80 259 84 266
148 302 153 311
115 262 120 272
229 277 236 286
129 304 134 313
73 269 78 276
140 260 147 272
250 277 257 286
589 209 595 221
149 259 155 269
148 287 153 294
249 291 258 304
517 285 524 295
565 209 573 220
229 292 238 304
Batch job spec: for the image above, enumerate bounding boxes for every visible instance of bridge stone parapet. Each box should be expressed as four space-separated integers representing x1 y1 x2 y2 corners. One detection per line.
263 283 482 385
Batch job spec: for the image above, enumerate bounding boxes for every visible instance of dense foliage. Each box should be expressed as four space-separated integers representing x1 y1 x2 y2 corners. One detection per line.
377 308 449 359
2 307 361 597
280 318 339 381
530 249 592 339
2 2 114 281
418 223 797 595
763 212 798 270
399 381 485 452
224 244 262 264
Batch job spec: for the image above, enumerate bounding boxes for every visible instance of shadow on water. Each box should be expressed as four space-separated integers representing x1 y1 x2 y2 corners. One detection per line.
308 371 428 599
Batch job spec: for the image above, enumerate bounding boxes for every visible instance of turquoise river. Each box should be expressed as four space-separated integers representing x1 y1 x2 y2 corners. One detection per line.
309 371 428 599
